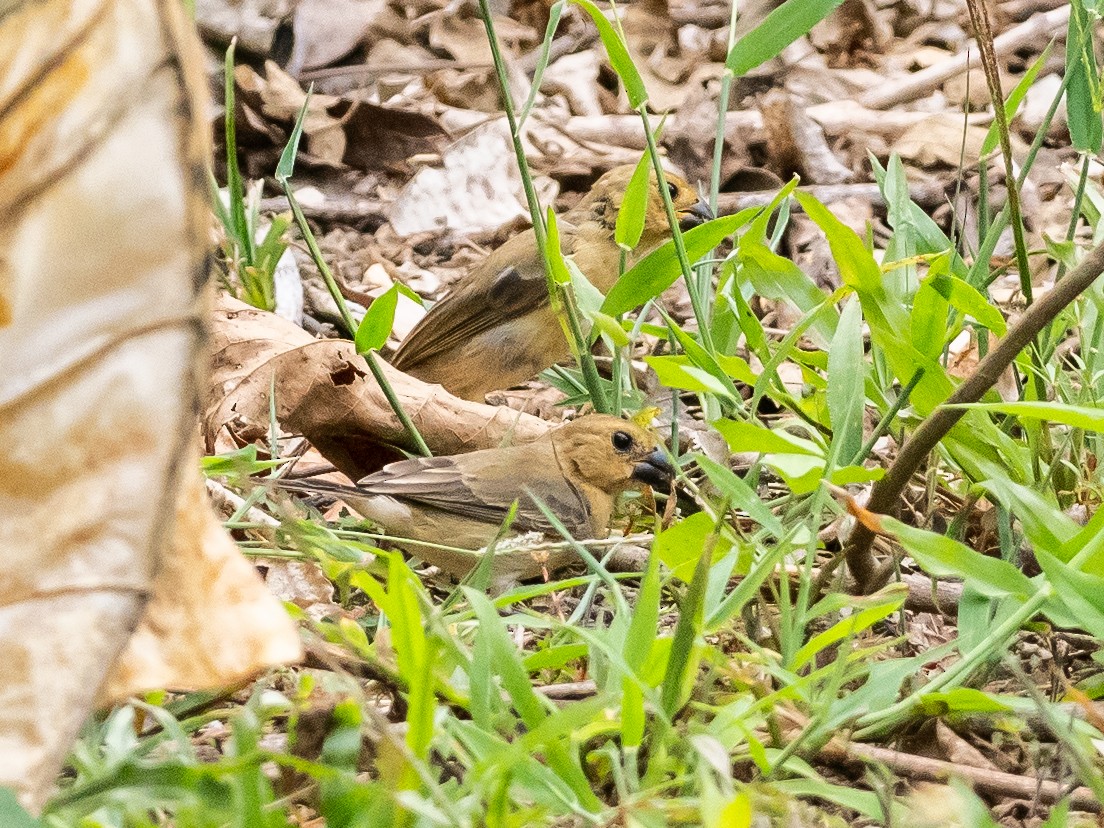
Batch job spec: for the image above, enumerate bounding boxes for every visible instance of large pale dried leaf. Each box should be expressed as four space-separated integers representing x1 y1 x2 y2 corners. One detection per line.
207 294 551 479
0 0 297 810
194 0 294 57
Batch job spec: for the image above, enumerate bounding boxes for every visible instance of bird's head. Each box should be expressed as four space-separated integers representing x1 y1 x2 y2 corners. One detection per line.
572 164 713 250
552 414 675 497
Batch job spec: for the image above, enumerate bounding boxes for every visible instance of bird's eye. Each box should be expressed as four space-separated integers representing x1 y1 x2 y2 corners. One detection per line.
667 181 679 199
611 430 634 452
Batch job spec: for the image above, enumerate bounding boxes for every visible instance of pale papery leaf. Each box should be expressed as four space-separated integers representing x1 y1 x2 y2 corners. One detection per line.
0 0 299 810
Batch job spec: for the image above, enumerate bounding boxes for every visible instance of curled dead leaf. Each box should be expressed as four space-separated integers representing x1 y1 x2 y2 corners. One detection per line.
207 294 552 480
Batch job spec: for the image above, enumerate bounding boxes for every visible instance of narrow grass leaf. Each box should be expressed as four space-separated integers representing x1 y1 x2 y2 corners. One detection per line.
725 0 845 75
953 401 1104 433
981 46 1052 156
223 40 254 264
568 0 647 107
354 283 398 354
275 88 311 184
603 209 759 315
916 688 1012 715
790 592 904 671
695 454 784 538
615 152 652 250
827 295 864 464
1066 2 1103 153
518 0 564 127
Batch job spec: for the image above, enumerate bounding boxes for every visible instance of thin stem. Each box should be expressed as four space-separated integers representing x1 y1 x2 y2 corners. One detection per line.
364 350 432 457
478 0 609 411
639 105 716 355
283 183 357 337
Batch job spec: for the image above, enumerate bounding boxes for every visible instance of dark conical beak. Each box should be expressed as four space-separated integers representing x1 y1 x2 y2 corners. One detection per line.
678 197 714 231
632 448 675 490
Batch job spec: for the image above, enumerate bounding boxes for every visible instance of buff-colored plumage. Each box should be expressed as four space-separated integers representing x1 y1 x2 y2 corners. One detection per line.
390 165 711 401
279 415 674 580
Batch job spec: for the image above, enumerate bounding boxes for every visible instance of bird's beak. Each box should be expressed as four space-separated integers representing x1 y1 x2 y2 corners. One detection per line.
678 197 714 231
632 448 675 490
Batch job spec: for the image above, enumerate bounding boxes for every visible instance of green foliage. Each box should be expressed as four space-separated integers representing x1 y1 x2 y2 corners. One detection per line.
45 1 1104 824
212 41 290 313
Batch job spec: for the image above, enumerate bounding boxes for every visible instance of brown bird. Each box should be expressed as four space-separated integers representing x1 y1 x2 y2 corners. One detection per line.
278 415 674 581
390 165 712 401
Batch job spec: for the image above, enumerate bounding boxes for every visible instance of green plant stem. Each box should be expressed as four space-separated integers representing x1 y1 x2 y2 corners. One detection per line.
283 184 356 337
477 0 609 411
638 105 716 355
364 350 432 457
851 367 925 466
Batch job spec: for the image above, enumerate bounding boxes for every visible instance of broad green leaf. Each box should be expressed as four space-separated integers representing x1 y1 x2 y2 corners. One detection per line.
647 355 736 397
978 477 1078 557
712 419 821 457
738 235 837 344
354 283 398 354
725 0 845 76
588 310 631 347
602 209 759 316
881 515 1036 599
1035 547 1104 639
653 511 732 581
926 268 1006 335
569 0 647 107
694 454 784 538
615 152 652 250
827 295 864 463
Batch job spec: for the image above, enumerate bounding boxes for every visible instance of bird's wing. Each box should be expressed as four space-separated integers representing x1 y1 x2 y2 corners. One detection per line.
365 446 592 536
391 235 553 370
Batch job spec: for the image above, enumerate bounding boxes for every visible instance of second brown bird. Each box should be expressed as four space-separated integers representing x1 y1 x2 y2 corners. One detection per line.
278 414 674 581
390 165 711 401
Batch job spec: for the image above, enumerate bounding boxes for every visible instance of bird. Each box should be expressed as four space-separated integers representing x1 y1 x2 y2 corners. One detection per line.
389 165 712 401
277 414 674 581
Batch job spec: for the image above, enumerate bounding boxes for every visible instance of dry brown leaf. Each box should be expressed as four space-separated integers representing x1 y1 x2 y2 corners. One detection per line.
0 0 296 810
206 294 552 479
896 114 1027 168
232 62 448 174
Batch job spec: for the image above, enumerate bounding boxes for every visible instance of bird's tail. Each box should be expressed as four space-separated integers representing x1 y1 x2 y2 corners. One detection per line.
272 476 364 502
